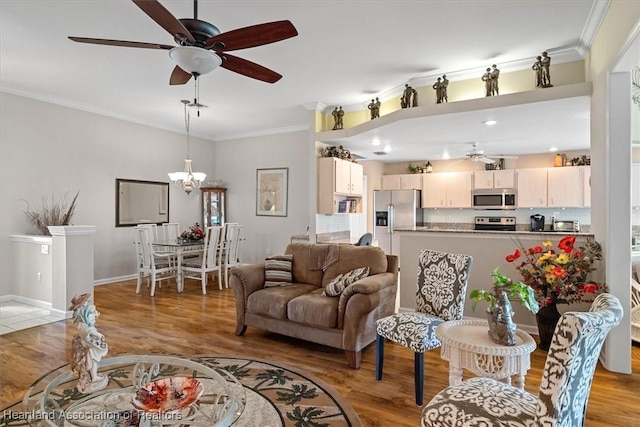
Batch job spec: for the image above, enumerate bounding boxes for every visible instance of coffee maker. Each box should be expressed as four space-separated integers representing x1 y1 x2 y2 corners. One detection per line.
530 214 545 231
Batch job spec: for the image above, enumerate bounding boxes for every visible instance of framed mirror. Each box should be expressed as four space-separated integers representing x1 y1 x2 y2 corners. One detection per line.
116 179 169 227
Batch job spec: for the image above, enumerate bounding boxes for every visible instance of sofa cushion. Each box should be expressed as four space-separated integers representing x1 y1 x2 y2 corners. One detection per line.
247 284 317 319
324 266 370 297
322 245 388 287
285 243 324 287
264 254 293 287
288 288 339 328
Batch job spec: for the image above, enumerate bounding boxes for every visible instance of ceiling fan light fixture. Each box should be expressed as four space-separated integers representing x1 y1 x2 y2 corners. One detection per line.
169 46 221 75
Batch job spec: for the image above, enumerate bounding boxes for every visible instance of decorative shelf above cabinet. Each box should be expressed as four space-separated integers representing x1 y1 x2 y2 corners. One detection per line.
318 157 363 214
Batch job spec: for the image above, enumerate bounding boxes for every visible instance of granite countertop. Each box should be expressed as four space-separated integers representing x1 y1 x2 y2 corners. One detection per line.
395 226 594 236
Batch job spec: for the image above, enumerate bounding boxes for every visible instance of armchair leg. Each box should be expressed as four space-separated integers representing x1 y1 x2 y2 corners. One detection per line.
345 350 361 369
375 334 384 381
235 324 247 336
414 351 424 406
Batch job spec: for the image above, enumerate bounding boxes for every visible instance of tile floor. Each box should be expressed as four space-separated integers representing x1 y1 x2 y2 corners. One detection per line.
0 301 66 335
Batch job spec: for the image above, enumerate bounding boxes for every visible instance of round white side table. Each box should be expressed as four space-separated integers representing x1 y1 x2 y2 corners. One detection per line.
436 319 536 389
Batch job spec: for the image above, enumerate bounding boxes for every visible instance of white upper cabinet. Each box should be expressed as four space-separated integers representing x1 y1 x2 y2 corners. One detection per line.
517 166 590 208
317 157 363 214
422 172 472 208
582 166 591 207
333 158 363 196
381 174 423 190
547 167 583 208
517 168 548 208
473 170 515 190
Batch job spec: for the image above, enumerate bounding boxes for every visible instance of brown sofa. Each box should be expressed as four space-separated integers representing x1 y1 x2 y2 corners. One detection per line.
229 242 398 369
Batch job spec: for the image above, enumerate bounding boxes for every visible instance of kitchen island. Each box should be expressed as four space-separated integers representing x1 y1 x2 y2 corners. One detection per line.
396 228 595 335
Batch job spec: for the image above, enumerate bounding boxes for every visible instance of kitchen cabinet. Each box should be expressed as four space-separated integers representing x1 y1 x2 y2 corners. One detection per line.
517 167 590 208
473 170 515 190
381 174 423 190
632 164 640 207
582 166 591 207
547 167 584 208
317 157 363 214
422 171 472 208
516 168 548 208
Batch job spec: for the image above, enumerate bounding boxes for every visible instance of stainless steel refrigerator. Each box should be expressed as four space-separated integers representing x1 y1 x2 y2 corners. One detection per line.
374 189 421 255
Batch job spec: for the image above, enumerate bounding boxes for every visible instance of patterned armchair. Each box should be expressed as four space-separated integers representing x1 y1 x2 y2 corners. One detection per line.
375 249 473 405
421 293 623 427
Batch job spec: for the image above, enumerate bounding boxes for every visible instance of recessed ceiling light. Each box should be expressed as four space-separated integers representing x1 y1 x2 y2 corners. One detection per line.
549 147 558 152
371 138 381 146
483 120 498 126
442 153 450 159
383 145 392 153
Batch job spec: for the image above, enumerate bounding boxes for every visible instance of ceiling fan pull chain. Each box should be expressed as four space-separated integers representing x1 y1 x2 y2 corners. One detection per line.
193 0 198 20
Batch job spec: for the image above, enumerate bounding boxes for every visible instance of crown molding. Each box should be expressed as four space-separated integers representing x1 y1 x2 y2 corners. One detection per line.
577 0 611 57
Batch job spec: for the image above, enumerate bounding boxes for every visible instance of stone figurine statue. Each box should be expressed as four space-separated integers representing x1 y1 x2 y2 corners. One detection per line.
533 52 553 88
540 51 552 87
487 288 517 346
70 293 109 393
401 84 417 108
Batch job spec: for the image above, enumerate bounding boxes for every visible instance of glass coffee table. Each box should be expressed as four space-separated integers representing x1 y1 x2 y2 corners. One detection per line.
22 355 245 427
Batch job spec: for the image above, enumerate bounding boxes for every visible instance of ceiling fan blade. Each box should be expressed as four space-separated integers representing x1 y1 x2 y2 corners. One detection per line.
488 155 519 159
478 157 496 164
132 0 196 44
68 37 174 50
169 66 193 85
220 53 282 83
205 20 298 51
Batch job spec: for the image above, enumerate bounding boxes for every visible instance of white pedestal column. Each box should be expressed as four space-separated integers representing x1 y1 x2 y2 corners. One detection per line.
48 225 97 315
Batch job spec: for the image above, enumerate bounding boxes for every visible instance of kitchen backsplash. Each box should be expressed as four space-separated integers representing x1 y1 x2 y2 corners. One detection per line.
422 208 591 229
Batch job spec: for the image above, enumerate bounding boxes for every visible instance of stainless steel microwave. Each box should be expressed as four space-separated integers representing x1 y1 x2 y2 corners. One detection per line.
472 189 517 210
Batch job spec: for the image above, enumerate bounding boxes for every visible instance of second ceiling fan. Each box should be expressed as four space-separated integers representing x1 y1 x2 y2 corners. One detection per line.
68 0 298 85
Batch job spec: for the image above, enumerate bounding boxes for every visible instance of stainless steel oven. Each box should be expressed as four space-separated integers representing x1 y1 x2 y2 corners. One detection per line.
472 189 517 210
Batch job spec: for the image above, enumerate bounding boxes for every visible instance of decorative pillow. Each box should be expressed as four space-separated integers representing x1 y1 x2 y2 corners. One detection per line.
264 255 293 287
323 266 370 297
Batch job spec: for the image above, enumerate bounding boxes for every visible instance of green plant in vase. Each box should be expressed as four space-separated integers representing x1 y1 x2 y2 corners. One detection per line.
470 267 538 345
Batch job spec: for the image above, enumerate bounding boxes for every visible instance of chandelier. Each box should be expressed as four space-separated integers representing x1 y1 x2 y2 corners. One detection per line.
168 98 206 194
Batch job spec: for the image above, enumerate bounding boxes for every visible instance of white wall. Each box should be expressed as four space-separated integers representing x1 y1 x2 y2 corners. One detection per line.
213 131 311 264
587 2 639 373
0 93 216 295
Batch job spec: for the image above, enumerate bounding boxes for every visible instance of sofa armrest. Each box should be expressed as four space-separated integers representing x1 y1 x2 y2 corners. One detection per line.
337 272 397 329
229 263 266 329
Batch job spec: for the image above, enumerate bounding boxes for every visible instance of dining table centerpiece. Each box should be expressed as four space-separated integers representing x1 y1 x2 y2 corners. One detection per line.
179 222 205 243
505 236 607 350
470 268 538 346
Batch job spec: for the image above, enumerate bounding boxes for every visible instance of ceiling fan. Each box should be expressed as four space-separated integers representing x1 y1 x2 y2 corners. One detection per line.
68 0 298 85
453 143 518 164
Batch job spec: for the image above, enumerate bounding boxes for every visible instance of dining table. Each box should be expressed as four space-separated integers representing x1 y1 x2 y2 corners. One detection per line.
152 238 204 292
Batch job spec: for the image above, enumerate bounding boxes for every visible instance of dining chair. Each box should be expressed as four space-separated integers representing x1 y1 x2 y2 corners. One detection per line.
220 224 244 288
375 249 473 405
134 226 177 296
162 222 181 241
421 293 623 427
136 223 158 241
182 226 223 294
355 232 373 246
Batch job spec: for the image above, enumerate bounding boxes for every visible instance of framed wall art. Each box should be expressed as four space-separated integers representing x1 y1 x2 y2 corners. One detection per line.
256 167 288 217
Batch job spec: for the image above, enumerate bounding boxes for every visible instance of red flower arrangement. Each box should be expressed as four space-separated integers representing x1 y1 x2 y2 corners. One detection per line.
506 236 607 307
180 223 204 242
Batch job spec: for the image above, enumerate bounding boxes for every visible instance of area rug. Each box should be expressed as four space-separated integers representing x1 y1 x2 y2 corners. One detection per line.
0 355 363 427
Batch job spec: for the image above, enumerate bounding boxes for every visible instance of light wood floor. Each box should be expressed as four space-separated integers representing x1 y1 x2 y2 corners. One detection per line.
1 278 639 426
